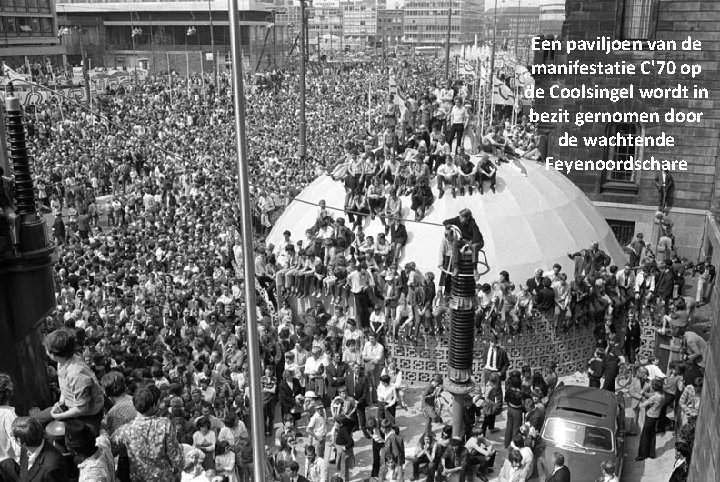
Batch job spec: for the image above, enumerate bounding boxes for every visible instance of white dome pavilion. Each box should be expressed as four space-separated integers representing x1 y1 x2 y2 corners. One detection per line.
268 158 627 283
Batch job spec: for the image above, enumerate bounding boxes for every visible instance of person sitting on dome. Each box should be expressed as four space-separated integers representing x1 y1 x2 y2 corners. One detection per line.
436 155 459 199
410 175 434 222
443 208 485 276
456 152 475 197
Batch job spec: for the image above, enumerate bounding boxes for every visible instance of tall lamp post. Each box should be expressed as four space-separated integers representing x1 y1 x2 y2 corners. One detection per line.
444 0 452 80
514 0 520 58
226 3 267 482
131 25 142 85
299 0 307 159
208 0 218 86
58 27 91 106
271 9 277 68
186 27 195 85
487 0 498 122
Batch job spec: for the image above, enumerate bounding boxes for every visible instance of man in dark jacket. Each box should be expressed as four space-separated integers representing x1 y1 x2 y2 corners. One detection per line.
544 452 571 482
525 269 545 299
278 369 303 420
325 351 348 400
656 261 675 313
443 208 484 276
11 416 68 482
52 214 66 246
344 363 370 437
624 311 642 363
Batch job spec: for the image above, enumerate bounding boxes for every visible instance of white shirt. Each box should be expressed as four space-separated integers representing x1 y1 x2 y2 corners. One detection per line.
484 346 498 371
377 383 397 406
450 105 467 125
362 342 385 364
646 363 666 380
307 412 327 440
370 311 387 326
437 163 458 178
0 405 18 462
27 441 45 471
305 356 325 377
305 456 328 482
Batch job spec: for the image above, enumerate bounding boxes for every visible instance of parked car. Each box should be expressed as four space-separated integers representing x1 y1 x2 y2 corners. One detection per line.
536 385 625 481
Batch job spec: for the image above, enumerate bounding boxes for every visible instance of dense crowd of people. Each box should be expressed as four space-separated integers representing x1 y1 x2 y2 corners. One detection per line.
0 52 710 482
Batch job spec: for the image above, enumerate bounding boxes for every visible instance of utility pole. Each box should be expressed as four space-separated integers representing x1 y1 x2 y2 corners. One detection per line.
208 0 218 87
130 13 139 86
272 9 277 68
444 0 452 80
487 0 498 122
226 3 266 482
75 27 91 106
299 0 307 159
514 0 520 58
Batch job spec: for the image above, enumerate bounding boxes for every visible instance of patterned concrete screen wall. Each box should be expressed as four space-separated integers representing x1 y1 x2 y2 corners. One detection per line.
387 318 597 385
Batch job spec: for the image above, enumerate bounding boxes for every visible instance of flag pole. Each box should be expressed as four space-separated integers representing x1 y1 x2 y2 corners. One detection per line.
227 1 268 481
368 80 372 132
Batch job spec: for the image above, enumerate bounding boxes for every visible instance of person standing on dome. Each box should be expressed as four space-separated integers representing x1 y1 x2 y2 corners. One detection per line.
443 209 485 277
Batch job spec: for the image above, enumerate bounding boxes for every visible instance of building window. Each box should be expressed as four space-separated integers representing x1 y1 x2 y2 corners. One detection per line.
29 17 40 35
6 17 17 36
39 17 52 35
620 0 658 40
603 122 638 183
606 219 635 246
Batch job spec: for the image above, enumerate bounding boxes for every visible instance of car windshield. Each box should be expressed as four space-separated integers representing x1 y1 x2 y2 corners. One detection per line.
542 417 614 453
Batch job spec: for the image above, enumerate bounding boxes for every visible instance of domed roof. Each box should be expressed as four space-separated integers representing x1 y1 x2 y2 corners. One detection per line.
269 158 627 283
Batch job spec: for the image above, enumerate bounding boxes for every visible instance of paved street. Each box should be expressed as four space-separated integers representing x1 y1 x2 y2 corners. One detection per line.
303 380 677 482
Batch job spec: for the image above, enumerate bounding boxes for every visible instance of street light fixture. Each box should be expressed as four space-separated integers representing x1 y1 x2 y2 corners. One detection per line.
57 25 90 106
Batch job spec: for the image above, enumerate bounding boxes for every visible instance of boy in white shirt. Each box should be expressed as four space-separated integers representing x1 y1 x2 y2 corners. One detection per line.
305 401 327 458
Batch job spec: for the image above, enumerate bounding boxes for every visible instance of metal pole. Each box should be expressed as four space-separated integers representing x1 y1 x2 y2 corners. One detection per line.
77 28 90 106
367 80 371 131
150 13 156 79
197 30 205 87
130 13 138 86
488 0 498 123
444 0 452 80
515 0 520 58
185 35 190 92
227 2 266 481
208 0 218 87
272 9 277 68
299 0 307 158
